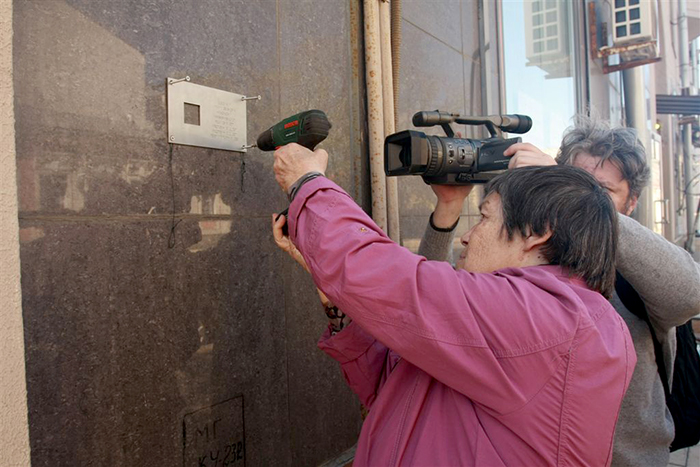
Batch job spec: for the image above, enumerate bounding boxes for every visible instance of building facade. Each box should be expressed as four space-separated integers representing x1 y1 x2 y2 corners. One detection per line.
1 1 698 466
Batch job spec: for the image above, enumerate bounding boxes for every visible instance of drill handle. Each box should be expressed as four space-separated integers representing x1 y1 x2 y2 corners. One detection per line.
276 208 290 237
265 110 332 235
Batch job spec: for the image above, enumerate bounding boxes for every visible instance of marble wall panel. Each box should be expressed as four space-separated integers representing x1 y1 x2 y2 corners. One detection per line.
277 2 364 465
20 218 292 466
14 0 491 465
402 0 463 52
14 1 363 466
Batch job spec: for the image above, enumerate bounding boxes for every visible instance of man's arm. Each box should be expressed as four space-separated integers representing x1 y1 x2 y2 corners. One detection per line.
417 184 472 262
616 214 700 332
417 214 458 262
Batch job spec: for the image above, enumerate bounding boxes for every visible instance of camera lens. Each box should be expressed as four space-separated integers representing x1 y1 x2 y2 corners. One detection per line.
399 146 411 167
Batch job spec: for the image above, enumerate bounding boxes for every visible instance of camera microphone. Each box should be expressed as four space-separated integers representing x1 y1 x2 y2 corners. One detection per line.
412 111 455 127
497 115 532 134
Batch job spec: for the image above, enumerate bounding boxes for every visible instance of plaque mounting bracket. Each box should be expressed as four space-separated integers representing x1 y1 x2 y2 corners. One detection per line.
166 77 260 152
168 76 191 85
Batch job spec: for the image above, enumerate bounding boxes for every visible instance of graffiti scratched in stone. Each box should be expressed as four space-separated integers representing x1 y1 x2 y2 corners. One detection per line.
183 396 245 467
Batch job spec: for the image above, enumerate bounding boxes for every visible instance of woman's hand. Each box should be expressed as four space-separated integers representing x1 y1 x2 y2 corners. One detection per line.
273 143 328 193
271 213 309 273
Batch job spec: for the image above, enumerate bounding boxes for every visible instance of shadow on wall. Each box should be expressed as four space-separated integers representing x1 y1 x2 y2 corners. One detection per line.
14 0 328 465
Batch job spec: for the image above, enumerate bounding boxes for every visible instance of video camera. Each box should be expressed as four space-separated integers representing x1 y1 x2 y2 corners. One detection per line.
384 111 532 185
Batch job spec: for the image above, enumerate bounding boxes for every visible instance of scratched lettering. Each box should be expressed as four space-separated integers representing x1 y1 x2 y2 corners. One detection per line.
183 396 245 466
193 440 245 466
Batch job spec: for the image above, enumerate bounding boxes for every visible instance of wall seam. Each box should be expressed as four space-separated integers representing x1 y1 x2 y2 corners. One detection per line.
0 0 31 464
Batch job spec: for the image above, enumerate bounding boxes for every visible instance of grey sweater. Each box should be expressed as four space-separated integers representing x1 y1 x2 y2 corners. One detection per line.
418 213 700 467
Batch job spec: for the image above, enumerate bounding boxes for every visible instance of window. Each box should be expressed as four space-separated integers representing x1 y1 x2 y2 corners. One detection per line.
501 0 586 155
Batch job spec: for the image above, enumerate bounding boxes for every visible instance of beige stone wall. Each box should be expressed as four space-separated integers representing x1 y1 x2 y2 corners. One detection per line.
0 0 31 465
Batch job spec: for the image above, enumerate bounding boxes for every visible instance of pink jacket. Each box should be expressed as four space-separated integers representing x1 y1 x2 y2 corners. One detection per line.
289 178 636 466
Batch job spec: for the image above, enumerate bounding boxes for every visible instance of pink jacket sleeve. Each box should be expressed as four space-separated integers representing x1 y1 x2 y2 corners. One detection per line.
289 178 586 414
318 322 400 409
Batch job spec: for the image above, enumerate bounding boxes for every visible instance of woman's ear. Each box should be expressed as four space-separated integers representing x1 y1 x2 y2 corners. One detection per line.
523 230 552 253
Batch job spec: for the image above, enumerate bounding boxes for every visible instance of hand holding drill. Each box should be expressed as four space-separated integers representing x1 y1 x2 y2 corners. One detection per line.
257 109 331 235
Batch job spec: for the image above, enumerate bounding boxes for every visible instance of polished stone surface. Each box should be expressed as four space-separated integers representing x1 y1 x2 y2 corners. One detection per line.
20 218 295 465
396 19 466 219
402 0 463 51
14 0 495 465
15 1 361 466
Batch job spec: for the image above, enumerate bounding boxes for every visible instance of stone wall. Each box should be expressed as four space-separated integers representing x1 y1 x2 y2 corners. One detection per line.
12 1 497 465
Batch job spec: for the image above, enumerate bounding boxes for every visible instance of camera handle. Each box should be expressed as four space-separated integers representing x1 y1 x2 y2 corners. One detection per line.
441 120 498 139
440 122 455 138
453 117 500 138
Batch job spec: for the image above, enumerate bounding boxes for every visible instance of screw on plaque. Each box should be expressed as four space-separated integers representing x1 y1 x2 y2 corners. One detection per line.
168 76 190 85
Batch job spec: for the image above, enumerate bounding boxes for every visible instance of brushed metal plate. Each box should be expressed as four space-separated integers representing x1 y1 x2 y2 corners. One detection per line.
167 78 248 152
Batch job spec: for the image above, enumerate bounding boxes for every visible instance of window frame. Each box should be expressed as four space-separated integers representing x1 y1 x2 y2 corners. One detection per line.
495 0 590 117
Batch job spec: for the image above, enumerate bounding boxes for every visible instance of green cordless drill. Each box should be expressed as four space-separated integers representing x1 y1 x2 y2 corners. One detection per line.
257 109 331 152
258 110 331 235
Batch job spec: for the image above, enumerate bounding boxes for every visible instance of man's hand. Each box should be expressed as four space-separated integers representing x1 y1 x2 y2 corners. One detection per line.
273 143 328 193
430 184 473 229
503 142 556 169
272 213 309 273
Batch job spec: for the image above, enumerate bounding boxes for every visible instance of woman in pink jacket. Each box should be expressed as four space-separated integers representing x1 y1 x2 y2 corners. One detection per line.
271 144 635 467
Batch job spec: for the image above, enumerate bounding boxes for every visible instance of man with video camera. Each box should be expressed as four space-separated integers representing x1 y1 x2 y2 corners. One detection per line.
270 140 635 466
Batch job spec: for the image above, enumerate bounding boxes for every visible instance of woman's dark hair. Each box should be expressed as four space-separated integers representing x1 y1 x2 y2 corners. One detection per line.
485 165 618 297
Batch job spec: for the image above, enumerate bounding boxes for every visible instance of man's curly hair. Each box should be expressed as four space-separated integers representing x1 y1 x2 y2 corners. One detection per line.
556 115 650 201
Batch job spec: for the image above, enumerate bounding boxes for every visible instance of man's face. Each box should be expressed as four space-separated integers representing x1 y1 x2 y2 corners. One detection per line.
457 193 528 272
571 152 637 215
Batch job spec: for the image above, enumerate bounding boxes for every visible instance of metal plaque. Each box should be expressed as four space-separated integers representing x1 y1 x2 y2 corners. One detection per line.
167 78 248 152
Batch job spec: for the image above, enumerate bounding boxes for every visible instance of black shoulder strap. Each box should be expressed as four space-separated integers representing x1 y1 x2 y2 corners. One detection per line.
615 272 670 397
